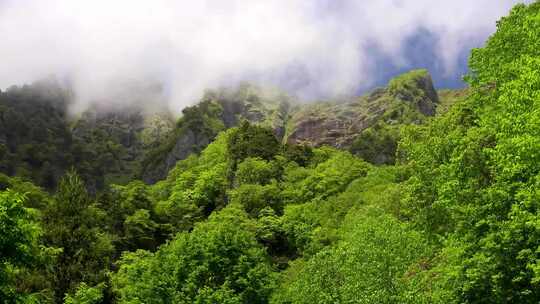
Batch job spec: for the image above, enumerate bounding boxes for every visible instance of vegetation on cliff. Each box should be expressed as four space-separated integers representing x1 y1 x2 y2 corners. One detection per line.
1 2 540 303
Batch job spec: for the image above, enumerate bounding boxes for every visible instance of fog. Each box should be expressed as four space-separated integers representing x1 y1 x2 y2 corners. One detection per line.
0 0 529 113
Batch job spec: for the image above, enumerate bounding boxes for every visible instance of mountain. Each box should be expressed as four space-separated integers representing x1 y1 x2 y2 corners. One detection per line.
139 84 293 183
0 79 73 189
0 81 174 190
0 70 461 189
71 106 175 186
142 69 457 181
285 69 439 147
285 69 448 164
3 2 539 303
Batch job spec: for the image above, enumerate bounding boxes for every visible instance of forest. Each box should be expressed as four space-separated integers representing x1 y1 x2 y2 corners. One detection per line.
2 2 540 303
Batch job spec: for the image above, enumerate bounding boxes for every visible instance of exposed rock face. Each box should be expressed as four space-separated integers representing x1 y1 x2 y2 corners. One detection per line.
0 69 451 187
141 127 213 184
140 70 445 183
285 69 439 148
140 70 444 183
387 69 439 116
165 129 209 170
140 84 292 183
285 101 385 148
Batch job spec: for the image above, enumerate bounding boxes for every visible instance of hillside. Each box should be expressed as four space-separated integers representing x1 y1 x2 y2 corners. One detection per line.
2 2 540 303
0 82 175 191
285 69 444 164
139 84 293 183
141 69 451 182
0 70 451 188
286 69 438 147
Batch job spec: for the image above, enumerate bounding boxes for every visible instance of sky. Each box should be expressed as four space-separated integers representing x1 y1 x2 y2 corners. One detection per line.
0 0 531 113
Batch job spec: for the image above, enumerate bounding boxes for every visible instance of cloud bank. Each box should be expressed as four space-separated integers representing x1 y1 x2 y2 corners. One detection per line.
0 0 529 113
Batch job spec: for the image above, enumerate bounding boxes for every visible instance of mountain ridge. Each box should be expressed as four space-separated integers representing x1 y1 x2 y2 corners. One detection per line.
0 69 463 188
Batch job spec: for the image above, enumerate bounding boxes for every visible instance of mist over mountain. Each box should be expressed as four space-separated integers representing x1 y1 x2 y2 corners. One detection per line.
0 0 526 113
0 69 453 188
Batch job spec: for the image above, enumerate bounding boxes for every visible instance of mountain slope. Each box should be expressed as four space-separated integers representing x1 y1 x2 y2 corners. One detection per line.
0 82 174 190
142 70 455 181
139 84 293 183
285 69 438 148
0 70 462 188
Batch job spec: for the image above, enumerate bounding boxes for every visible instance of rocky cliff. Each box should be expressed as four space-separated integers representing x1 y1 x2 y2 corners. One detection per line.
141 70 456 182
0 70 462 188
139 84 292 183
284 69 439 149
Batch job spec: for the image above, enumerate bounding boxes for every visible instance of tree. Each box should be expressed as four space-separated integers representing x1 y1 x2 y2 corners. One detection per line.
398 2 540 302
112 206 277 304
43 170 114 302
350 123 399 165
227 121 280 180
273 210 431 304
230 183 282 217
0 190 54 302
235 157 276 186
63 283 104 304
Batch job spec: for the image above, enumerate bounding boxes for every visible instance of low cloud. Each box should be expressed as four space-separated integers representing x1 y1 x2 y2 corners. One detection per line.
0 0 529 113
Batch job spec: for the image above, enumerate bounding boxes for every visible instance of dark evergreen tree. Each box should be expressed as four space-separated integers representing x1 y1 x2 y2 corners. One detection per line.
43 170 114 302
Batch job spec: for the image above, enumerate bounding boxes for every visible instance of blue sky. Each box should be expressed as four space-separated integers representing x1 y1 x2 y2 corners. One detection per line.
367 28 471 90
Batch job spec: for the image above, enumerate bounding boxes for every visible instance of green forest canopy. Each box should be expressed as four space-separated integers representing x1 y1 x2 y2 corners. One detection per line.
1 2 540 303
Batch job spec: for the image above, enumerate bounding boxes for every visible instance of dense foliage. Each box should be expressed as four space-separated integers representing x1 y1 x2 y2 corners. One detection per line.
0 80 73 189
398 2 540 302
0 190 48 302
0 81 174 191
1 2 540 303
